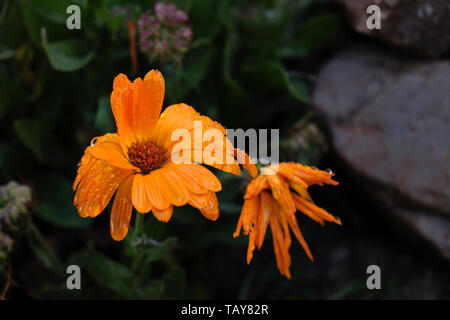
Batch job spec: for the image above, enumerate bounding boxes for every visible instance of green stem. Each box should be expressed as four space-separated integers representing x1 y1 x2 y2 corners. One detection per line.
134 213 144 237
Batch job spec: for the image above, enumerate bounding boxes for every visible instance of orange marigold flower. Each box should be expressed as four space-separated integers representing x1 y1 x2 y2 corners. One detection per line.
233 162 341 279
73 70 240 241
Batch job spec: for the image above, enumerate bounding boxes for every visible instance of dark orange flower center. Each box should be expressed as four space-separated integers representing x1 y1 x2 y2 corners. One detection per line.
128 140 167 174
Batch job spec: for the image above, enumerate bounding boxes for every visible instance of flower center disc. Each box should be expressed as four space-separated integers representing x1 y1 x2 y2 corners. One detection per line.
127 141 167 174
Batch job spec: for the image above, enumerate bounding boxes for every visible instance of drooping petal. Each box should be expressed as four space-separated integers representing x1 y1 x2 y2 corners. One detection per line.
255 191 272 249
283 162 338 187
285 213 313 262
267 173 296 219
131 174 152 213
270 215 292 279
234 196 259 237
244 175 268 199
110 175 134 241
291 193 324 226
278 163 309 189
187 191 209 210
152 205 173 222
198 192 219 221
289 181 312 201
293 194 341 225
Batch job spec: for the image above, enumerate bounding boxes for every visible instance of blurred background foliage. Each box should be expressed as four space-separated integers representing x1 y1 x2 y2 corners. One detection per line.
3 0 439 300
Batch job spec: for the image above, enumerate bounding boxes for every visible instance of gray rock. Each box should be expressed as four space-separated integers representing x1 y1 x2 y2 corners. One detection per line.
313 45 450 260
337 0 450 57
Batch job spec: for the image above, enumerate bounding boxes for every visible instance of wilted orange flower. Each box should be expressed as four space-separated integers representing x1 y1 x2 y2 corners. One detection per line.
233 162 341 279
73 70 240 241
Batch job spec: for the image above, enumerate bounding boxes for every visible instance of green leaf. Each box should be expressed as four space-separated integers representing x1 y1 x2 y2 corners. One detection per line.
244 59 309 103
278 14 341 58
14 118 46 161
222 32 246 98
13 117 71 166
142 237 177 264
25 0 82 25
283 71 309 104
183 46 212 91
41 29 94 72
19 0 79 45
26 236 55 271
35 174 92 229
71 249 135 298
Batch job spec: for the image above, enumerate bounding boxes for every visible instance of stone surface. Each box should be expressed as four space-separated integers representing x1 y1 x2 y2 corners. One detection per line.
313 45 450 260
337 0 450 57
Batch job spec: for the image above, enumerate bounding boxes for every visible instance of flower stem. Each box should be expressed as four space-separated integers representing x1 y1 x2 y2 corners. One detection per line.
134 213 144 237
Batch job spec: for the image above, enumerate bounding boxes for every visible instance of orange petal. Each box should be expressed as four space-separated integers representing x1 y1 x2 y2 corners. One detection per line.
173 166 207 194
110 175 134 241
278 163 309 189
199 192 219 221
176 164 221 192
153 167 188 206
131 174 152 213
288 217 313 262
244 175 268 199
270 216 292 279
294 195 341 225
152 205 173 222
267 173 296 218
246 226 258 264
289 182 312 201
88 136 138 171
110 75 136 149
110 70 165 149
134 70 165 139
187 191 209 210
234 148 258 178
74 153 132 218
256 191 272 249
152 103 241 175
291 193 324 226
284 162 339 187
145 171 170 210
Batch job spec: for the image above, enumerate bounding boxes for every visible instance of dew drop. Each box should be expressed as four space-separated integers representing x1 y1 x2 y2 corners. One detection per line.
90 137 99 146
